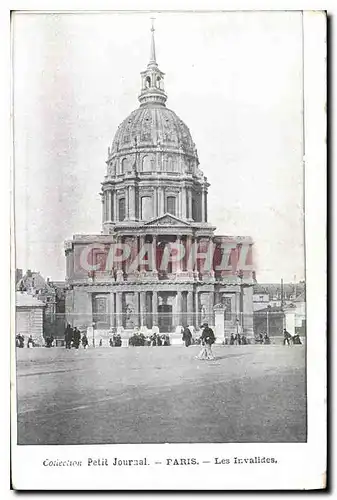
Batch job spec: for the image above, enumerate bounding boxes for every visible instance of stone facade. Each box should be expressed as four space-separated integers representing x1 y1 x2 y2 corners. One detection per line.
65 27 255 344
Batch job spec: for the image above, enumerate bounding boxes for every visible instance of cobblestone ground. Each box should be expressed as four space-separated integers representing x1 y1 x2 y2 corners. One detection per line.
15 345 306 445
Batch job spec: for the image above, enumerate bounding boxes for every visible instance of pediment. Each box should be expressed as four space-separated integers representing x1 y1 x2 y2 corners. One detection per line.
144 213 191 227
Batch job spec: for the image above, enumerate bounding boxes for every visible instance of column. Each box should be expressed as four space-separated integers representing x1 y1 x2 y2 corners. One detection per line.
182 187 187 219
139 235 146 273
175 235 181 273
134 291 139 327
186 235 193 272
129 236 138 274
104 192 108 222
188 189 192 220
176 291 182 326
205 190 208 222
151 235 157 272
109 292 115 328
109 191 113 221
195 291 199 327
243 286 254 338
178 190 182 218
160 187 165 215
235 291 241 322
116 235 122 271
208 293 214 326
152 290 158 326
187 291 193 326
154 187 158 217
201 188 205 222
125 187 129 220
192 237 198 274
140 291 146 326
116 292 122 327
101 196 105 225
113 191 118 222
129 185 136 220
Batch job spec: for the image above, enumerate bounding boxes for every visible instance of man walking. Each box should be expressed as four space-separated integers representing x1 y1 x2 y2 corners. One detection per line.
73 327 81 349
196 323 215 360
283 328 292 346
64 323 73 349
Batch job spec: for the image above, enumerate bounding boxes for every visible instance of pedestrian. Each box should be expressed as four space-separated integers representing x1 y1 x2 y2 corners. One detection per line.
73 327 81 349
235 319 242 345
196 323 215 360
263 332 270 345
182 326 192 347
292 333 302 345
99 339 103 347
283 328 292 346
81 333 88 349
64 323 73 349
27 335 34 348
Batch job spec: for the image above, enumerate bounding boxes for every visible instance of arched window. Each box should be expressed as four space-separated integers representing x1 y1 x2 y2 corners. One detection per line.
166 196 176 216
141 196 153 220
121 158 128 174
145 76 151 88
156 76 162 89
142 155 152 172
118 198 125 221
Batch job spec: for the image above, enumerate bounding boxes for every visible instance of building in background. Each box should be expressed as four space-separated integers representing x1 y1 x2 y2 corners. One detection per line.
16 269 66 340
284 291 306 337
253 282 306 340
253 281 305 311
64 26 255 344
16 291 45 346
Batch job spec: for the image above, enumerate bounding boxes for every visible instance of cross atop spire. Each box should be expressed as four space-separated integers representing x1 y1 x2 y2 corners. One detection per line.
149 18 157 66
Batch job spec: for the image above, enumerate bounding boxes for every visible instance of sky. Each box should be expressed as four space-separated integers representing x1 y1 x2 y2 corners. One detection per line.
13 11 305 283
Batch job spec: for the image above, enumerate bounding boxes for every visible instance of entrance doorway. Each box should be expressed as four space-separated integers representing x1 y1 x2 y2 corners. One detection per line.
158 304 172 332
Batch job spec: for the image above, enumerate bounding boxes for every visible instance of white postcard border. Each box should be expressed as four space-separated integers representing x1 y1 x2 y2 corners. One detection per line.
7 5 327 492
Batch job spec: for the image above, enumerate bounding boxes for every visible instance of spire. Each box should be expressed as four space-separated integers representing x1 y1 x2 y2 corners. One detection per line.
138 19 167 107
149 18 157 66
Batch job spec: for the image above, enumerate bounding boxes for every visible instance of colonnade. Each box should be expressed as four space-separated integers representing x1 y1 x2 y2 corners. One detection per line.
103 289 213 330
101 185 208 223
108 234 214 275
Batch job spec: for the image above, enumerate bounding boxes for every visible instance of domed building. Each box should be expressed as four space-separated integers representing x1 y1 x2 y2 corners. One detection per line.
64 26 255 344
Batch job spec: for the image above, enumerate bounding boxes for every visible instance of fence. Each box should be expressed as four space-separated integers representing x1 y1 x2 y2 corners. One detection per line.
15 309 306 346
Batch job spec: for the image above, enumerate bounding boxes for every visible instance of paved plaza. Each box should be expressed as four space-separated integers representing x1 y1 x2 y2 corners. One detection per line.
15 345 306 445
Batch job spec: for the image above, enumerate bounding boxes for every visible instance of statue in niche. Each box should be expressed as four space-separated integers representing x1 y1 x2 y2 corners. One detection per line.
125 303 134 329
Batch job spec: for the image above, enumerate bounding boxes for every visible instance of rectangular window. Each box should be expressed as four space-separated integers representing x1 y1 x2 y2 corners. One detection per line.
118 198 125 221
141 196 153 220
166 196 176 216
92 295 109 329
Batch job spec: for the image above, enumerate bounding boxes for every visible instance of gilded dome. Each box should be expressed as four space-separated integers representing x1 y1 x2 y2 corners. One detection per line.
111 105 197 159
